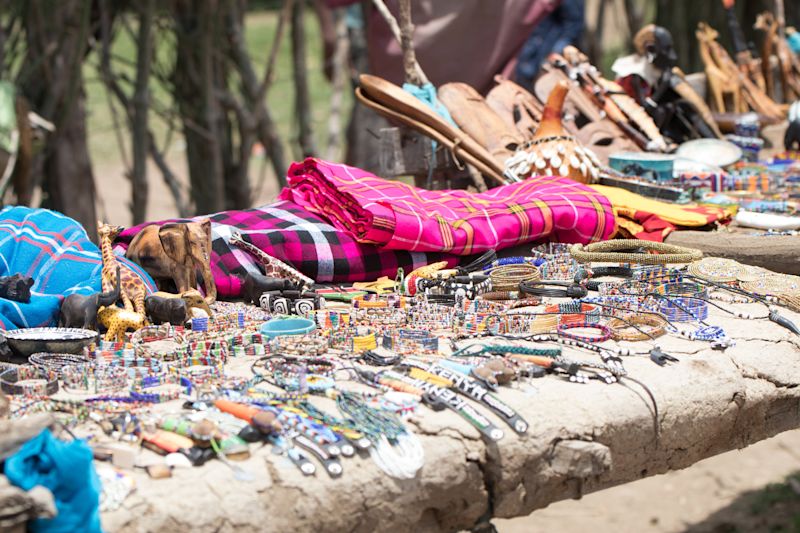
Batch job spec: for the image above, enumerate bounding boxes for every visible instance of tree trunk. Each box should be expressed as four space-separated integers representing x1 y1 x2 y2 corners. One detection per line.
171 0 227 215
291 0 317 157
130 0 154 224
19 0 97 235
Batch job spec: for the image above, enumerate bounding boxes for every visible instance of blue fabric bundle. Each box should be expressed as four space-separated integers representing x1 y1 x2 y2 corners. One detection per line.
0 206 155 330
5 429 103 533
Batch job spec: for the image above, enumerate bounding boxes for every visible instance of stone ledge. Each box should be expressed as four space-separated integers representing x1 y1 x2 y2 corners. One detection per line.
101 304 800 533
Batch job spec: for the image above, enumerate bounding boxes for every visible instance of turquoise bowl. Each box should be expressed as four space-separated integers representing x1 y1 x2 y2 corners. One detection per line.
260 316 316 339
609 152 675 182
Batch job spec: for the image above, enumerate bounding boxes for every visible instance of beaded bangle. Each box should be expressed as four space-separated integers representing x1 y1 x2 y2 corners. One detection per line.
544 302 601 326
328 327 378 354
482 256 538 273
479 291 519 301
29 352 93 375
382 329 440 355
533 243 581 281
570 240 703 265
350 307 407 329
62 364 129 394
488 264 541 291
654 282 708 298
271 333 330 357
0 366 59 397
607 314 667 341
556 322 612 343
504 313 559 334
657 296 708 322
169 364 221 389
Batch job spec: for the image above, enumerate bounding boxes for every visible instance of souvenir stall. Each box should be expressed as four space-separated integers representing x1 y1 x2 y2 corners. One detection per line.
1 2 800 532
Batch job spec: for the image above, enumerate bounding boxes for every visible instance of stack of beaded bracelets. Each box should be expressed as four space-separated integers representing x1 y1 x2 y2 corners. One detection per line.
62 364 129 394
487 263 540 291
328 327 378 354
658 296 708 322
0 366 59 397
382 329 439 355
504 313 559 335
272 333 330 357
29 352 93 376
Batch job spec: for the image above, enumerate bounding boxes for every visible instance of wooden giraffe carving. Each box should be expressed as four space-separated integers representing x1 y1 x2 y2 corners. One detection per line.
755 11 778 100
696 23 745 114
228 232 314 288
697 23 785 120
97 221 148 316
755 11 800 102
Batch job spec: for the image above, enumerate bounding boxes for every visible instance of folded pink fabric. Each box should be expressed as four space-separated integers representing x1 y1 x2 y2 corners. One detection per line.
279 158 616 255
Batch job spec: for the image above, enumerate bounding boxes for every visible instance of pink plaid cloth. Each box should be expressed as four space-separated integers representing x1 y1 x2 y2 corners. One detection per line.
279 158 616 255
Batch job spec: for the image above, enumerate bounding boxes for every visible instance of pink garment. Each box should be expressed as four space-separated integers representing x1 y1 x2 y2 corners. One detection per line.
279 158 616 255
365 0 557 94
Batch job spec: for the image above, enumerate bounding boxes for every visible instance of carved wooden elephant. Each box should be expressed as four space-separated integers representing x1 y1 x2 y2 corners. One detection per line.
125 220 217 303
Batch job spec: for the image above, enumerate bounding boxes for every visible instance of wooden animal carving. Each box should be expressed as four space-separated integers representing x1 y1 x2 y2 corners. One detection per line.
696 23 745 114
755 11 779 99
151 289 213 317
229 232 314 288
125 220 217 303
144 296 188 326
0 274 34 303
697 22 785 119
59 266 120 329
97 305 145 342
755 11 800 102
242 272 298 306
97 222 148 316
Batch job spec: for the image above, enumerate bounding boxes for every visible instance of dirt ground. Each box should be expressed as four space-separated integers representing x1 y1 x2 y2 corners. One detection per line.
497 430 800 533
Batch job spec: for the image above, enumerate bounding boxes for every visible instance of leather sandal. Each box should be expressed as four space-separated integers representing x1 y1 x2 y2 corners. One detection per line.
437 82 524 168
356 74 507 185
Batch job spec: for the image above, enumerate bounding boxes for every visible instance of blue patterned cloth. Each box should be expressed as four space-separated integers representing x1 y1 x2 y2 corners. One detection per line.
0 206 155 330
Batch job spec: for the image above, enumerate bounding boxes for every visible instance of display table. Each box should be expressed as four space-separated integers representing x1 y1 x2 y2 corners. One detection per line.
101 301 800 533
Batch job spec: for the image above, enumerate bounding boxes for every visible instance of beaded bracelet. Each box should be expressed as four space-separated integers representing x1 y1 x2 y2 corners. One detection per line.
504 313 559 335
556 322 612 343
29 352 93 375
654 282 708 298
570 240 703 265
382 329 440 355
544 302 601 326
488 264 541 291
271 333 330 357
482 256 538 273
350 307 407 329
61 364 129 394
0 366 59 397
328 327 378 354
607 314 667 341
657 296 708 322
